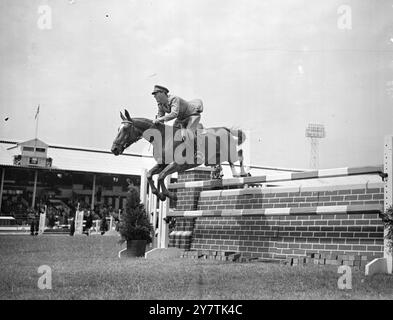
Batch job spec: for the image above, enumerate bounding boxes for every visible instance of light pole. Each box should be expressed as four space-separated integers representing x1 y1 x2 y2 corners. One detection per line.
305 123 326 169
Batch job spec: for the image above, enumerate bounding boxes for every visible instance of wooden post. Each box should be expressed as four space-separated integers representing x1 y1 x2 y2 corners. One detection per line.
148 184 154 225
91 174 96 210
151 176 158 241
366 135 393 275
38 205 47 235
74 203 84 235
140 169 148 207
31 170 38 209
109 215 113 231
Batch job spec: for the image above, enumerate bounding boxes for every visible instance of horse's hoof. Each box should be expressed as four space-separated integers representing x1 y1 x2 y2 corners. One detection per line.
157 193 166 201
168 193 178 201
240 172 251 177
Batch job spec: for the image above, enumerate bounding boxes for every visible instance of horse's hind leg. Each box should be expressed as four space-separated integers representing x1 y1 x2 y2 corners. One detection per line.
228 150 249 177
237 149 249 177
228 162 238 177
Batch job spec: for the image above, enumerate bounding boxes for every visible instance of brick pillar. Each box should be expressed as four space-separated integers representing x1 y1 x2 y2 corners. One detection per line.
177 168 212 183
169 218 196 249
175 168 212 211
169 168 211 250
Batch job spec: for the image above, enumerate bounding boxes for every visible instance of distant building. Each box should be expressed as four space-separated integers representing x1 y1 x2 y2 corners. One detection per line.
0 138 155 223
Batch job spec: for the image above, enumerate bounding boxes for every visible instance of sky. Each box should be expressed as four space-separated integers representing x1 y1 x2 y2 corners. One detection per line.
0 0 392 170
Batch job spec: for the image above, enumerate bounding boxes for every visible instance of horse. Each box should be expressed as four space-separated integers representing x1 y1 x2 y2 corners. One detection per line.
111 109 248 201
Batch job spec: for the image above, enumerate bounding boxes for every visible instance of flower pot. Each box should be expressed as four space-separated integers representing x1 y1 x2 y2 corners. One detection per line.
119 240 147 258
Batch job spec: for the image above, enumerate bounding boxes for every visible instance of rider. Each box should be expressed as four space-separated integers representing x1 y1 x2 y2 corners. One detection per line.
151 85 203 142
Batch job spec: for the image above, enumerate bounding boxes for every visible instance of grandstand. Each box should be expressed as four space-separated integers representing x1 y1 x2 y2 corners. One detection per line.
0 138 155 224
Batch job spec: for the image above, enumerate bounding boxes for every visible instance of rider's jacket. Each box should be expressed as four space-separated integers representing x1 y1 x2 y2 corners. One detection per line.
156 95 203 122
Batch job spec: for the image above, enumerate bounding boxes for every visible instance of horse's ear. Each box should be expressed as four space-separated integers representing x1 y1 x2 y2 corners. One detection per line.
124 109 132 121
120 111 126 121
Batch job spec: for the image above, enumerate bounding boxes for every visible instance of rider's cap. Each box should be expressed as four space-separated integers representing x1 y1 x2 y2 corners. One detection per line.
152 85 169 95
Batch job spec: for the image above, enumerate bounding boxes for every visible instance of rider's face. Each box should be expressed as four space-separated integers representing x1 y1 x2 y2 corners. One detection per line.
153 91 168 104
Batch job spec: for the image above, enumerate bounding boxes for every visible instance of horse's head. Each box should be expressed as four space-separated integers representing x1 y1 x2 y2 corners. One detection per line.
111 109 142 156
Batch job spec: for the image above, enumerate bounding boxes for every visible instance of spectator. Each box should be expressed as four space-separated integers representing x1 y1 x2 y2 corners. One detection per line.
69 217 75 236
84 210 93 236
100 214 108 235
30 211 39 236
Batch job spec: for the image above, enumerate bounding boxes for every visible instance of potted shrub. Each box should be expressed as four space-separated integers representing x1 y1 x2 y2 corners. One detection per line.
118 185 153 258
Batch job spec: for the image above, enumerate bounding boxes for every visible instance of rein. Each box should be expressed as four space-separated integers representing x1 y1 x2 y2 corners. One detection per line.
117 118 164 151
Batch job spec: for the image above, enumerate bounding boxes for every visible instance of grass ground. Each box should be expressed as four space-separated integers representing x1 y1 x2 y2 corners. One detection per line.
0 235 392 300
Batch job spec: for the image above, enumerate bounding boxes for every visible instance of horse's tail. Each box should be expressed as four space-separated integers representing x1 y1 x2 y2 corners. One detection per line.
227 127 246 145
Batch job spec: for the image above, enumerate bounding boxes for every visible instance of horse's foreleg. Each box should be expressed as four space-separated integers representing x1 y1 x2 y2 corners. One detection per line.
157 163 200 201
157 163 180 201
147 164 166 197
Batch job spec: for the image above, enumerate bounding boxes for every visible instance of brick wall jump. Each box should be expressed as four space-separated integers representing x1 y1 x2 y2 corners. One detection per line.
170 169 385 263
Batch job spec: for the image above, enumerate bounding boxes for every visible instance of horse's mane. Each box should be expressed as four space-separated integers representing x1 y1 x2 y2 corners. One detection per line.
132 117 182 131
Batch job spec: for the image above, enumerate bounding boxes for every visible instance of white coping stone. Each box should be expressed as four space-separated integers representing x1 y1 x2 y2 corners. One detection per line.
263 186 301 194
300 183 369 192
222 177 245 186
264 208 291 215
265 172 293 182
184 211 203 217
185 167 213 172
316 206 348 213
317 167 348 177
367 182 384 189
242 209 266 215
184 180 205 188
221 210 244 216
350 204 382 211
199 182 382 198
168 210 180 216
176 172 384 190
168 204 382 218
198 190 223 197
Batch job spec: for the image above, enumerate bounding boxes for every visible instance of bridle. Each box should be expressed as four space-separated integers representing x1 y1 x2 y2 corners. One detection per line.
114 120 142 151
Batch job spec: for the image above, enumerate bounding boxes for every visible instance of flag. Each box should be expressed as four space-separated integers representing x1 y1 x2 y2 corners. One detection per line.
35 105 40 119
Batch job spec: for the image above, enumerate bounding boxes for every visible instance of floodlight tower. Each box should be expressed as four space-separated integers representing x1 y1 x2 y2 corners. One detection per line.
305 123 326 169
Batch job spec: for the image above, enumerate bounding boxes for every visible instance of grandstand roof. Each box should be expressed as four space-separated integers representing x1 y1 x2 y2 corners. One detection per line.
0 139 155 176
0 139 384 186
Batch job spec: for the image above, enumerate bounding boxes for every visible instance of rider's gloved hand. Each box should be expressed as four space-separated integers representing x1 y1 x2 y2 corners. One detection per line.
153 118 163 125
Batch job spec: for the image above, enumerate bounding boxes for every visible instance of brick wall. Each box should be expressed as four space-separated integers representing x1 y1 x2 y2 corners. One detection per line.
189 213 384 261
171 169 385 263
175 168 211 211
197 187 384 210
177 168 211 183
